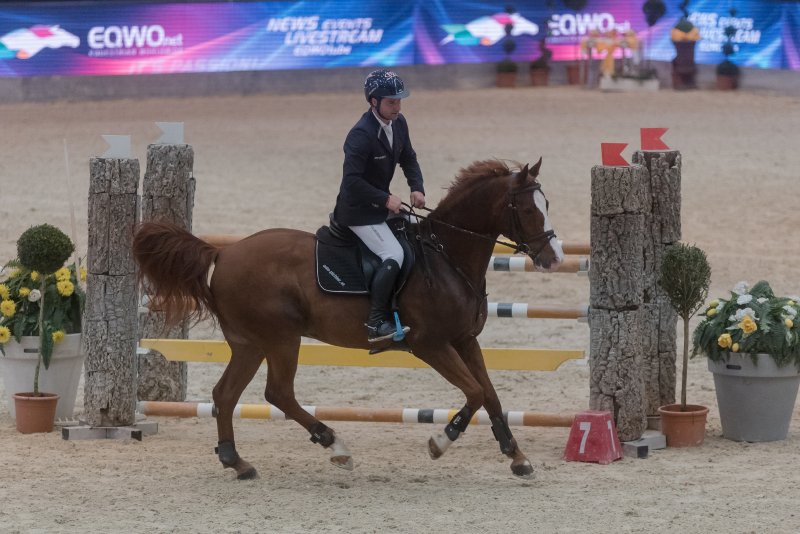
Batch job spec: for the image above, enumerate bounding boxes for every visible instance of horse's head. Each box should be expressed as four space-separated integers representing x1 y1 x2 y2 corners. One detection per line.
506 158 564 272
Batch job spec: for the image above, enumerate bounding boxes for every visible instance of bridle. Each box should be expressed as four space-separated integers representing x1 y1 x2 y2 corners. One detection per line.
401 181 557 259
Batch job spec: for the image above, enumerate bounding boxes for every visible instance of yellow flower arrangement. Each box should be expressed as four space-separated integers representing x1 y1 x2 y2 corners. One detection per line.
694 281 800 366
718 333 732 348
0 284 8 300
57 280 75 297
1 299 16 317
55 267 71 282
1 224 85 395
0 260 85 359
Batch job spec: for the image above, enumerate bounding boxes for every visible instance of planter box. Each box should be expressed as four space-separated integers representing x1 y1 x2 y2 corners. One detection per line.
1 333 84 420
708 353 800 442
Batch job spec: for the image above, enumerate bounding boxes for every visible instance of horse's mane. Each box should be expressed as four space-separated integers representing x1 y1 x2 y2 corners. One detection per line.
436 159 521 212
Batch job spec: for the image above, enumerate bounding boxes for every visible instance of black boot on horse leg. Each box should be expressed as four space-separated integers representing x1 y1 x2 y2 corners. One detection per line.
366 259 408 343
429 406 473 459
215 440 258 480
490 415 534 478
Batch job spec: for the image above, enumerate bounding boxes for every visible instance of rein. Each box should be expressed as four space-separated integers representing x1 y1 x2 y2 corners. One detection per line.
400 183 556 257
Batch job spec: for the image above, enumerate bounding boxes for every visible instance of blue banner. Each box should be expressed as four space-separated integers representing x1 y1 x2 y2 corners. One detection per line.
0 0 798 77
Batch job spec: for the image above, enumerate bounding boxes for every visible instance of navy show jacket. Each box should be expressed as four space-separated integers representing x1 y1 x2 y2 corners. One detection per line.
333 110 424 226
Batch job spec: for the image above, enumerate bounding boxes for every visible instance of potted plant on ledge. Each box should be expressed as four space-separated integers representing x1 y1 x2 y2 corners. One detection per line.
657 243 711 447
496 58 519 88
693 280 800 442
529 40 552 86
0 224 85 433
716 6 740 90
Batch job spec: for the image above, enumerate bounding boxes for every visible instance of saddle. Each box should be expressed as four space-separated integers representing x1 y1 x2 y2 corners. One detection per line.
315 216 415 294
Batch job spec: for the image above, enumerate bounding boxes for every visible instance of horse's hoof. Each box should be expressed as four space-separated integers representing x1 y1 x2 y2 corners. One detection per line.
428 432 453 460
511 460 534 479
236 467 259 480
331 455 354 471
428 437 443 460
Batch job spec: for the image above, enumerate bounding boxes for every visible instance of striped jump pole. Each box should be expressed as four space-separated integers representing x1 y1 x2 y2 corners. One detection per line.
487 303 590 321
137 401 575 427
199 234 590 256
489 255 589 274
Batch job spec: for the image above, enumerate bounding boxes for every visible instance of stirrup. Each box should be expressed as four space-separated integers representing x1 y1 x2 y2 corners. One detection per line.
367 321 410 343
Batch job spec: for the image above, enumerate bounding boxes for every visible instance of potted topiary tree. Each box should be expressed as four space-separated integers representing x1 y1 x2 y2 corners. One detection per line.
496 6 518 87
716 7 740 90
561 0 587 85
657 243 712 447
0 224 85 433
529 39 552 86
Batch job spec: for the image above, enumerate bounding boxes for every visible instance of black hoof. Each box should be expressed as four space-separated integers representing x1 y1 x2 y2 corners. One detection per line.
511 461 534 479
237 467 259 480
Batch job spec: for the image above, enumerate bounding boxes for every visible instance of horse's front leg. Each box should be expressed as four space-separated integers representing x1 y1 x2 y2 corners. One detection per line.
454 337 534 479
417 343 486 460
212 341 264 480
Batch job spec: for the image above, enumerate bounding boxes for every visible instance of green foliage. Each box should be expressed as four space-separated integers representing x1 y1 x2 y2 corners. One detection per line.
496 58 519 73
693 281 800 367
674 17 695 33
659 244 711 321
530 40 552 70
17 224 74 274
716 59 740 76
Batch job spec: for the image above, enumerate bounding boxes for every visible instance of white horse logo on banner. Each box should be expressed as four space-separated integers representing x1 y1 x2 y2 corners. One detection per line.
441 13 539 46
0 25 80 59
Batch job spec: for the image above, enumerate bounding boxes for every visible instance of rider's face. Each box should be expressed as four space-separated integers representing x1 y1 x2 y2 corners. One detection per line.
374 97 401 122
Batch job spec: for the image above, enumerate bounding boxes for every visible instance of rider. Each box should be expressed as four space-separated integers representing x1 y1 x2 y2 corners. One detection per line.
333 69 426 343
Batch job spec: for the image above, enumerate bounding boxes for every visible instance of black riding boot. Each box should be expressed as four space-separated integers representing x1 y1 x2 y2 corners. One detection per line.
366 259 408 342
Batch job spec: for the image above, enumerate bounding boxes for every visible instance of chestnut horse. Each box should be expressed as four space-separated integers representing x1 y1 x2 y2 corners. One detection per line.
133 158 564 480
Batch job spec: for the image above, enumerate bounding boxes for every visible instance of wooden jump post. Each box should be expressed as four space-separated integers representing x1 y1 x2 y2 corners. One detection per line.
589 149 681 441
137 401 575 427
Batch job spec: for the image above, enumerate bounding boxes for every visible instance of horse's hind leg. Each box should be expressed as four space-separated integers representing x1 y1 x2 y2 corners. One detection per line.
263 337 354 471
212 340 264 480
454 337 534 479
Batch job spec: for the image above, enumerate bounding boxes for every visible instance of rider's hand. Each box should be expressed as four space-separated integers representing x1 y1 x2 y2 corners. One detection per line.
410 191 426 209
385 194 403 214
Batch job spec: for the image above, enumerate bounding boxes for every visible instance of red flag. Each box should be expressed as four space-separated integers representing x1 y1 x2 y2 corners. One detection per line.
640 127 669 150
601 143 628 166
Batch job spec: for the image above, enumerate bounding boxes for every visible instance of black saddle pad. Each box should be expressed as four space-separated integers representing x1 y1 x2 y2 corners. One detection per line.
315 218 415 295
315 228 370 293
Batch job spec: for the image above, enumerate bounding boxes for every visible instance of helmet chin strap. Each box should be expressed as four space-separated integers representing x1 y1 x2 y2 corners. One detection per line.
371 98 392 123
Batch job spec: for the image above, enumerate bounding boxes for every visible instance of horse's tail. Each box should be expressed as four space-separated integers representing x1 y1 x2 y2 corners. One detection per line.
132 221 219 327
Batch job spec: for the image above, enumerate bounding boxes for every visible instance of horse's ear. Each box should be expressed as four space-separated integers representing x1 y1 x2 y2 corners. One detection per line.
517 164 529 184
531 157 542 178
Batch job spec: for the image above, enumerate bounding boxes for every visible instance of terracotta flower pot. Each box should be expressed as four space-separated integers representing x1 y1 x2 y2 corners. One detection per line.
716 74 738 90
658 404 709 447
496 72 517 88
13 392 60 434
529 68 549 86
566 63 583 85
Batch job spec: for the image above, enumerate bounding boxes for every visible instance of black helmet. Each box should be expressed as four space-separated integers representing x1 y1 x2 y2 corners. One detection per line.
364 69 409 103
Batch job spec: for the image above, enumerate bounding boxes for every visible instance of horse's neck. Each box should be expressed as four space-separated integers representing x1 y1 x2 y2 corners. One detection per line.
429 207 500 289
